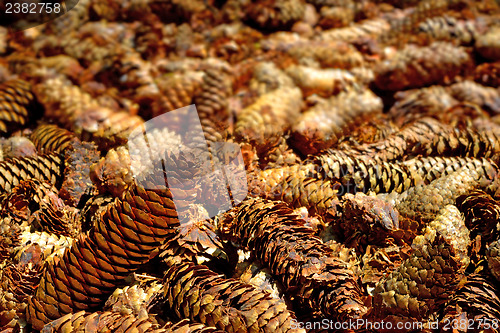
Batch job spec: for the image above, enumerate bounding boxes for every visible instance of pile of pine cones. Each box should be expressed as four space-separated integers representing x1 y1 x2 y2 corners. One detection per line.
0 0 500 332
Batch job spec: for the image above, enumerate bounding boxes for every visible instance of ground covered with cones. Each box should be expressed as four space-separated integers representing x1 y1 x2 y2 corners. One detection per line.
0 0 500 332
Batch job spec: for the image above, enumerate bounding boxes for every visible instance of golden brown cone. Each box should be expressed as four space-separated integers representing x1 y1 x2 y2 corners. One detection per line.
221 198 367 321
30 124 78 154
27 151 200 330
163 258 303 332
374 42 471 90
0 153 64 194
0 79 40 135
373 205 470 319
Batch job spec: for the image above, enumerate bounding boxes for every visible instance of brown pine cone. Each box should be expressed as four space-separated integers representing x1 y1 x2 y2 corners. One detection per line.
27 151 200 330
245 0 305 31
249 62 295 96
448 80 500 115
0 79 41 135
104 279 163 317
374 42 472 91
338 192 402 253
456 190 500 245
59 140 100 207
314 149 417 194
388 86 457 127
379 166 497 221
476 26 500 61
373 205 470 319
163 259 302 332
318 18 391 43
221 198 367 321
30 124 78 154
0 153 64 194
0 136 37 160
439 273 500 332
235 87 302 150
417 16 477 45
487 240 500 282
290 88 383 155
475 61 500 87
148 72 203 119
284 40 364 69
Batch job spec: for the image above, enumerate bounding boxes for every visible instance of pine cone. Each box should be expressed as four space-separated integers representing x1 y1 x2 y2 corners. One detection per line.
0 79 40 135
30 124 78 154
474 61 500 87
318 18 391 43
379 166 496 221
440 273 500 332
245 0 305 31
449 80 500 115
27 151 200 330
59 140 100 207
0 153 64 194
373 205 470 319
476 26 500 61
0 136 37 160
163 259 301 332
221 198 367 320
374 42 472 91
338 192 402 253
456 190 500 245
417 16 476 45
235 87 302 150
290 88 383 155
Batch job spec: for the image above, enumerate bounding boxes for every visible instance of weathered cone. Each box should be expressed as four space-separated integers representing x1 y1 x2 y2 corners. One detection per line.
440 273 500 331
373 205 470 319
163 259 302 333
221 198 367 320
30 124 78 154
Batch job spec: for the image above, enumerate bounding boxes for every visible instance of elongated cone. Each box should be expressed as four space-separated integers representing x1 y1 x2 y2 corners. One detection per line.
400 156 499 186
440 273 500 330
30 124 78 154
193 67 233 143
314 149 417 194
27 151 200 330
0 79 41 135
388 86 457 127
449 80 500 115
373 205 470 319
318 18 391 43
374 42 471 90
43 311 225 333
379 166 496 221
245 0 305 31
163 259 303 333
0 153 64 194
476 26 500 60
221 198 367 321
248 163 339 215
456 190 500 245
285 41 364 69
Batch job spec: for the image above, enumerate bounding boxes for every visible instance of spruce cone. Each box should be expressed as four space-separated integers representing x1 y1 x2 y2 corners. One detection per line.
475 61 500 87
314 149 417 194
221 198 367 320
476 26 500 61
318 18 391 43
163 259 302 332
417 16 477 45
235 87 302 150
290 88 383 155
440 273 500 332
0 136 37 160
456 190 500 245
338 192 402 253
249 62 295 95
27 151 200 330
245 0 305 31
30 124 78 154
104 279 163 317
388 86 457 127
0 79 40 135
374 42 471 91
379 166 496 221
449 80 500 115
284 41 364 69
59 140 100 207
373 205 470 319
